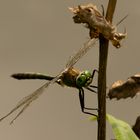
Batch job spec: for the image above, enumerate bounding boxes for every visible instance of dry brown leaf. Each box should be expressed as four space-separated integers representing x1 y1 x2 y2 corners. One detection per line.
108 74 140 99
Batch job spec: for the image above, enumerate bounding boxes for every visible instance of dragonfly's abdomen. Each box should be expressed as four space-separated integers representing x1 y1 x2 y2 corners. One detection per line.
11 73 54 80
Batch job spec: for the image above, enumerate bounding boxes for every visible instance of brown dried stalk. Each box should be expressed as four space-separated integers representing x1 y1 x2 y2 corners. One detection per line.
132 116 140 139
98 1 117 140
70 1 118 140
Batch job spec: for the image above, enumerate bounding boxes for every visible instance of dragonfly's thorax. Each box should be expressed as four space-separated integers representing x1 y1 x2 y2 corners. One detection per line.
59 67 80 88
59 68 92 88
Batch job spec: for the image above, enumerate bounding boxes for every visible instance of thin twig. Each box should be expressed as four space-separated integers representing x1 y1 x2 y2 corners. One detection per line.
97 0 117 140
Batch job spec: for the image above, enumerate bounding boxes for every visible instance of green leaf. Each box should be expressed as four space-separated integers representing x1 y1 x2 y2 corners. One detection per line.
107 114 139 140
89 114 139 140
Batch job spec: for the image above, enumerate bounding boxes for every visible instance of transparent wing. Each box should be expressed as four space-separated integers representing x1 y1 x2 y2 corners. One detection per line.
66 38 97 68
0 39 96 124
0 72 63 124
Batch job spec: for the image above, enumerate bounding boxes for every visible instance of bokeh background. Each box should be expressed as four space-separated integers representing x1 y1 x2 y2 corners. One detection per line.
0 0 139 139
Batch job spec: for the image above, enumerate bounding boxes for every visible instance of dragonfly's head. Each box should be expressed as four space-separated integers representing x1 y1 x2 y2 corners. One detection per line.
76 70 92 88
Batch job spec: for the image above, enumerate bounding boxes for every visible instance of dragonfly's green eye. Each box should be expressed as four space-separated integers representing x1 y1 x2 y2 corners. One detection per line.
76 74 87 87
76 70 92 87
84 70 92 78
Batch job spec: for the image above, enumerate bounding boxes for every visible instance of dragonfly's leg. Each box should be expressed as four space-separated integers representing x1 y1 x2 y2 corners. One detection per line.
81 88 98 110
91 69 98 79
89 85 98 88
85 86 97 93
89 69 98 91
78 88 97 117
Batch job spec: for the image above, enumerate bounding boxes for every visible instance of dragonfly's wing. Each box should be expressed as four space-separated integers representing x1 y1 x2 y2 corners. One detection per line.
66 38 97 68
0 72 63 124
1 39 96 124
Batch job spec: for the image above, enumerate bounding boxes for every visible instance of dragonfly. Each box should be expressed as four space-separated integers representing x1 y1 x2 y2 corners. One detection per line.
0 39 98 124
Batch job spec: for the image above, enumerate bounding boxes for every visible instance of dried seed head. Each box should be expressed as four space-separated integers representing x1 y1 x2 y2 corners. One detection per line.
69 3 127 48
69 4 101 25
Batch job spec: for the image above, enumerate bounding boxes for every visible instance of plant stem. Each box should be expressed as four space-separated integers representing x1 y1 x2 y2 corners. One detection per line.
97 0 117 140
